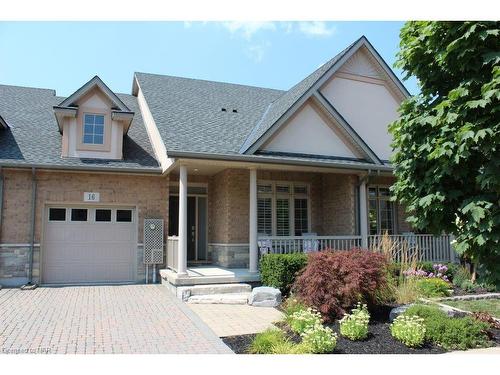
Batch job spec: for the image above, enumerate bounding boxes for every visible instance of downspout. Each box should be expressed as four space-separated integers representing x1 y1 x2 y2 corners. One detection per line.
22 167 37 289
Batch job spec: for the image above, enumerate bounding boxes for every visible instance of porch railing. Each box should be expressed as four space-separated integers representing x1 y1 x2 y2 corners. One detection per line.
166 237 179 271
258 235 362 254
368 234 457 263
258 234 458 263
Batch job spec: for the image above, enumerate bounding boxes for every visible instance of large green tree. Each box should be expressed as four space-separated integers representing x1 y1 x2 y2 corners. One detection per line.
389 22 500 285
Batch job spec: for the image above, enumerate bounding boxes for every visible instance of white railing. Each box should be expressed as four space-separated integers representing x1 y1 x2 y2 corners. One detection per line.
368 234 457 263
166 237 179 271
258 235 362 254
258 234 458 263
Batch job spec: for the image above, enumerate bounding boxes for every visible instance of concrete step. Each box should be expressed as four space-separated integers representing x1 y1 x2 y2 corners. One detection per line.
177 283 252 300
187 292 251 305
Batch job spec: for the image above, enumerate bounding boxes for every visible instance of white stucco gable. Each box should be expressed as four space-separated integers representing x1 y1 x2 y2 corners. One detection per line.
260 101 361 159
320 48 404 161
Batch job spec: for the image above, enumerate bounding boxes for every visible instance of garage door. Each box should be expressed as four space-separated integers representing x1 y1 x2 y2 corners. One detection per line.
42 206 137 284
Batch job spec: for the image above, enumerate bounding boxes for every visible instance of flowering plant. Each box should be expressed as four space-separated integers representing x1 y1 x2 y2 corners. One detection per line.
390 315 426 348
403 263 449 282
288 307 322 335
339 303 370 340
301 323 338 353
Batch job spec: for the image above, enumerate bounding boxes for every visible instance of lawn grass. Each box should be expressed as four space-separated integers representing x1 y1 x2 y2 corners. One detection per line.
444 299 500 318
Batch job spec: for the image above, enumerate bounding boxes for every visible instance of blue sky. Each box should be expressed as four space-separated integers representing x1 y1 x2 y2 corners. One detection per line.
0 22 418 97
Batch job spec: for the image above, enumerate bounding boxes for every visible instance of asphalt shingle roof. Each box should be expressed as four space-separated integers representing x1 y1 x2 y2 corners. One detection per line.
0 84 160 172
135 72 284 155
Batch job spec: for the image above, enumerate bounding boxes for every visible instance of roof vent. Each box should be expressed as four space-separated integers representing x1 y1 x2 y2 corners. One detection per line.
221 108 227 112
232 109 238 113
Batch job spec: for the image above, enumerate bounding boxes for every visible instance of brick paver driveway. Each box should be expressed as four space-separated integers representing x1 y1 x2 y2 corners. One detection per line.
0 285 232 354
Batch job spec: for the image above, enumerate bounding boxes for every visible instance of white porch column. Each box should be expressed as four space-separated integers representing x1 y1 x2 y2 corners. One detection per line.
249 168 258 273
359 179 369 248
177 165 188 275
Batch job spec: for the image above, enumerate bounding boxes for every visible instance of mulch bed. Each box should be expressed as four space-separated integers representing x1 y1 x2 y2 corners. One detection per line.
222 304 498 354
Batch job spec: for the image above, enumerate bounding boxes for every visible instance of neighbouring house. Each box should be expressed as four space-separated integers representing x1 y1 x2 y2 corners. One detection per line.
0 36 456 288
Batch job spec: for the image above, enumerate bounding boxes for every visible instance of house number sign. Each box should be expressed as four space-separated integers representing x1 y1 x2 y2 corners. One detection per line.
84 192 100 202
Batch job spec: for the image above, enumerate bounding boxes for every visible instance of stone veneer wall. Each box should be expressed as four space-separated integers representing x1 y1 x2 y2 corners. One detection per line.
0 169 168 285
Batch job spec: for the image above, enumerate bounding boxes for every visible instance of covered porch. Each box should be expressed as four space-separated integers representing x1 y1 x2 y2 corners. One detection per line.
161 158 457 286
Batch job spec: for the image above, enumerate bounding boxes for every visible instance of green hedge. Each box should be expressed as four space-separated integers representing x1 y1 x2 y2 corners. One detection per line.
260 253 308 295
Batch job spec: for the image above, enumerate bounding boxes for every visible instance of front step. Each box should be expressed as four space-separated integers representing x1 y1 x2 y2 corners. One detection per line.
187 292 251 305
176 283 252 302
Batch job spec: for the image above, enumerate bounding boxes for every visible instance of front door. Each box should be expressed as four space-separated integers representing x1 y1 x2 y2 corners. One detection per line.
187 197 196 261
168 194 207 262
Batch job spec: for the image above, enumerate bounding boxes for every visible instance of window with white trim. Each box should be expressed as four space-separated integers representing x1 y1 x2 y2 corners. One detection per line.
257 182 310 236
368 186 395 234
83 114 104 144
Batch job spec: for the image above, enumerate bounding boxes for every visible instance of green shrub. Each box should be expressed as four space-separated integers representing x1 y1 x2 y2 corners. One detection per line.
287 307 322 335
428 317 490 350
282 296 307 318
339 303 370 340
260 253 308 294
404 304 491 350
248 329 287 354
416 277 451 297
301 323 338 353
391 315 426 348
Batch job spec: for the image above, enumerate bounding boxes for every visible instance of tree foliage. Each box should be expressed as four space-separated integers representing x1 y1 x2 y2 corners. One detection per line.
389 22 500 285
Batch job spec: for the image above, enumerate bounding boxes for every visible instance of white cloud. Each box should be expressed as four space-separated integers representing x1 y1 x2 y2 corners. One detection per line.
245 42 271 63
221 21 276 40
298 21 336 37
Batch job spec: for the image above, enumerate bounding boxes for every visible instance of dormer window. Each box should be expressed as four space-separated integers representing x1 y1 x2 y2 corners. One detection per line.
54 76 134 160
83 114 105 145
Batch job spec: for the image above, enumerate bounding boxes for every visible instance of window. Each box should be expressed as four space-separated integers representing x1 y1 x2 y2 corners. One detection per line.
83 114 104 144
71 208 88 222
116 209 132 222
95 209 111 222
257 182 310 237
49 208 66 221
294 198 309 236
257 197 272 235
276 198 290 236
368 186 395 234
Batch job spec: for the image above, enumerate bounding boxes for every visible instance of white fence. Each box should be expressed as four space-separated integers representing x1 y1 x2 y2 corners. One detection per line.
258 234 458 263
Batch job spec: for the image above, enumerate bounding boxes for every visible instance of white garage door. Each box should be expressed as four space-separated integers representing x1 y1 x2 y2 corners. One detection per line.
42 206 137 284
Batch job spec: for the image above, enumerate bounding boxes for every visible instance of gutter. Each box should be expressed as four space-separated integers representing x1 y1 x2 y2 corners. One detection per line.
167 150 394 172
0 161 163 175
21 167 37 289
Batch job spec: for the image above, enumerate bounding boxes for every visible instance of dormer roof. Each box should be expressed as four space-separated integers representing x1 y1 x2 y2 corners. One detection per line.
53 76 135 133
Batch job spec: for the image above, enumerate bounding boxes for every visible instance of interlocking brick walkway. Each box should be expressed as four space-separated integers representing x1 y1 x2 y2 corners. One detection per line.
188 304 284 337
0 285 232 354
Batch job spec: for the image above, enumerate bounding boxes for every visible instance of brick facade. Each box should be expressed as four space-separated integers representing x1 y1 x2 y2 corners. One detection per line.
1 166 412 282
0 169 168 285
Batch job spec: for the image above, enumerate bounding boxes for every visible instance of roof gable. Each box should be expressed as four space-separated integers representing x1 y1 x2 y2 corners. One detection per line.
239 36 409 160
58 76 130 112
259 100 363 160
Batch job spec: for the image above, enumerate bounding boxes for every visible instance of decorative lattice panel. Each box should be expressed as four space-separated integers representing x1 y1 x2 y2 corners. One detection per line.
143 218 164 264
